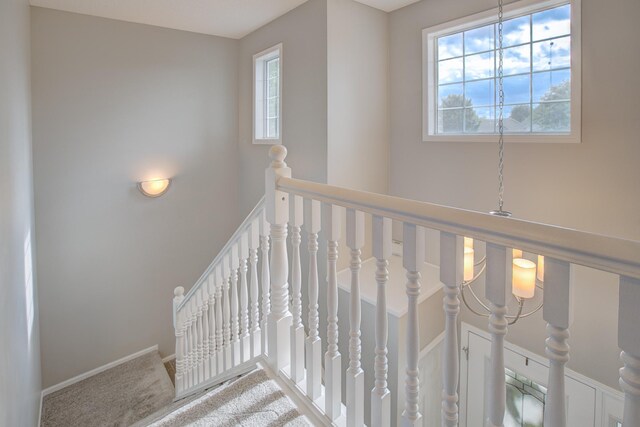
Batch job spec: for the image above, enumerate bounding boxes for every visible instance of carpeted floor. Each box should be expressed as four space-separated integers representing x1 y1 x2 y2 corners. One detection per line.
146 369 310 427
41 351 175 427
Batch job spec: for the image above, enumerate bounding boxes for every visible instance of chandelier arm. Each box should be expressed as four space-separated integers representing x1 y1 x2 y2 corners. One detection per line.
460 281 491 318
515 300 544 319
465 279 493 314
474 256 486 267
507 297 524 325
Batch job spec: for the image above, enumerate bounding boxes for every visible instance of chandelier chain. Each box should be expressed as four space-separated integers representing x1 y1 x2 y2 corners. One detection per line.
497 0 505 212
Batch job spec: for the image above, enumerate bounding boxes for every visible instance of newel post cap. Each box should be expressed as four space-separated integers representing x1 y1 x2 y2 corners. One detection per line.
269 145 287 167
174 286 185 298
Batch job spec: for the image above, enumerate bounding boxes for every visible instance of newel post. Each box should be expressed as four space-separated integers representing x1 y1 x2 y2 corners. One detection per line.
265 145 292 372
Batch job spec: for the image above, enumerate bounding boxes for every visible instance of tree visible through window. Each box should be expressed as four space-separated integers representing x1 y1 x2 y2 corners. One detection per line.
435 3 572 135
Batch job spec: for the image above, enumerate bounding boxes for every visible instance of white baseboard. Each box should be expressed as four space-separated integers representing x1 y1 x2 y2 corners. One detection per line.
41 345 159 398
161 353 176 364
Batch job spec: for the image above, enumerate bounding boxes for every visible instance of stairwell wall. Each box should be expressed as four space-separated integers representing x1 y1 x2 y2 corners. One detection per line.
0 0 42 425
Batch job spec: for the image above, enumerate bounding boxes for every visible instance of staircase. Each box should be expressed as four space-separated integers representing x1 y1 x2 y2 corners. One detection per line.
172 145 640 427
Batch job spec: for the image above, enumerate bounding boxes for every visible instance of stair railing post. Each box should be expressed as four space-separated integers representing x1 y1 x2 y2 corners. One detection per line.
173 286 185 394
290 194 305 383
543 258 574 427
371 215 392 427
485 243 511 427
260 210 271 356
347 208 365 427
200 286 210 381
207 274 217 377
440 233 463 427
215 266 224 374
249 217 262 358
230 243 241 366
305 198 322 400
265 145 292 372
401 224 425 427
222 255 232 370
619 276 640 426
239 232 251 363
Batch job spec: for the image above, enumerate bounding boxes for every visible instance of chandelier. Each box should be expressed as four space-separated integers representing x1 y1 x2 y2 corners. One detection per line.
459 0 544 325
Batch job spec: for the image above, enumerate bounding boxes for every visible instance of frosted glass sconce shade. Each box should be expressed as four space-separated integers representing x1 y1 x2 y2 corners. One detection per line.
138 178 171 197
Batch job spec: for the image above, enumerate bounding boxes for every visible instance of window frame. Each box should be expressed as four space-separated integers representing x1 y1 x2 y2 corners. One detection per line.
422 0 581 143
253 43 283 145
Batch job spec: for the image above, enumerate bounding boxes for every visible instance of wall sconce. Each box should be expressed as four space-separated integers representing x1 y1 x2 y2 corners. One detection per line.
138 178 171 198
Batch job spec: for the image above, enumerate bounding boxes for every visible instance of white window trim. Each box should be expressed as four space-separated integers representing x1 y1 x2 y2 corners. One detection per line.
422 0 581 143
253 43 283 145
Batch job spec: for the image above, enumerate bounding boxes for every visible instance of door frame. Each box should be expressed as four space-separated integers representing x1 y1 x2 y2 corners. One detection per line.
459 322 624 427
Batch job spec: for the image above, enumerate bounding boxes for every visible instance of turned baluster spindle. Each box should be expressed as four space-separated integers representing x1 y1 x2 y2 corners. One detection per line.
266 145 292 371
619 276 640 426
239 233 251 363
190 299 198 387
260 210 271 356
347 209 365 427
200 287 210 380
440 232 463 427
305 198 322 400
542 258 574 427
230 243 241 366
184 302 193 389
371 215 392 427
290 195 305 383
485 243 511 427
324 203 343 420
402 224 425 427
195 293 204 384
215 266 224 374
173 287 185 393
222 256 232 370
249 217 261 358
207 274 217 377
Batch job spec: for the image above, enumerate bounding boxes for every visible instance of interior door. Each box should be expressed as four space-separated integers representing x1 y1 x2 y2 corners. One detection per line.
464 330 596 427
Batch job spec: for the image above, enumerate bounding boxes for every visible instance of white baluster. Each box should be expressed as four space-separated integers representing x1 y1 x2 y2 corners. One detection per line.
324 203 343 420
305 198 322 400
266 145 292 371
371 215 392 427
239 232 251 363
260 209 271 356
485 243 511 427
190 299 198 387
184 302 192 389
290 195 305 383
401 224 425 427
440 233 463 427
207 274 217 377
619 276 640 426
173 287 185 393
222 256 232 370
249 217 262 358
347 209 365 427
543 258 574 427
230 243 241 366
215 266 224 374
201 287 210 380
195 293 204 383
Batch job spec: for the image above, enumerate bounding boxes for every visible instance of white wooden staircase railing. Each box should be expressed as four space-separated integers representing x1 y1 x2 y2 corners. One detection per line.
173 145 640 427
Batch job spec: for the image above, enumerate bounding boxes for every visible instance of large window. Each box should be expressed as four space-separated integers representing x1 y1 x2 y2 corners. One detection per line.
422 0 581 143
254 44 282 144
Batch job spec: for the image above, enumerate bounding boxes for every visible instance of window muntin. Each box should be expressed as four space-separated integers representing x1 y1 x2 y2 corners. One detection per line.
254 44 282 144
423 0 580 142
437 3 570 135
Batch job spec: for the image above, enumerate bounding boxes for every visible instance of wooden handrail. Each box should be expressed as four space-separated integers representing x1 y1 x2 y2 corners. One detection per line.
277 176 640 279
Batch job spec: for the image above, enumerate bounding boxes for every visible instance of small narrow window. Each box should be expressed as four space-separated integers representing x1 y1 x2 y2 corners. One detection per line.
254 44 282 144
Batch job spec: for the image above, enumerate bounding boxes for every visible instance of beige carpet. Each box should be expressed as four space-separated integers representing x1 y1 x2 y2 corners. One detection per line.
42 351 175 427
146 369 310 427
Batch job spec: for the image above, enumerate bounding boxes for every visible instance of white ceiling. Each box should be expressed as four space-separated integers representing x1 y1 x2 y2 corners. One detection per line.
354 0 421 13
30 0 420 39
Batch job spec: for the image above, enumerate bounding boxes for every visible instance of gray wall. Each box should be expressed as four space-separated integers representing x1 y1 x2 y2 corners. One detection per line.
31 8 240 388
0 0 42 424
389 0 640 389
238 0 328 216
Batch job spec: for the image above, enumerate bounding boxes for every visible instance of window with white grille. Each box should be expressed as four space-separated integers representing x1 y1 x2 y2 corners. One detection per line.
254 44 282 144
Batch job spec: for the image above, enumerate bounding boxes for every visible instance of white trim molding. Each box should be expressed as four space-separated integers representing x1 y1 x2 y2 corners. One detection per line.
41 345 159 397
422 0 582 143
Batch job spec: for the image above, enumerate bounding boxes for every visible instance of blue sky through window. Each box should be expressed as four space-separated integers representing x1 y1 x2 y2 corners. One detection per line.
435 3 572 134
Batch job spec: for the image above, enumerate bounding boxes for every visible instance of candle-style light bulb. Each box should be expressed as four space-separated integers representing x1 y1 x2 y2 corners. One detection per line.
537 255 545 282
464 247 474 281
513 248 523 258
512 258 536 299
